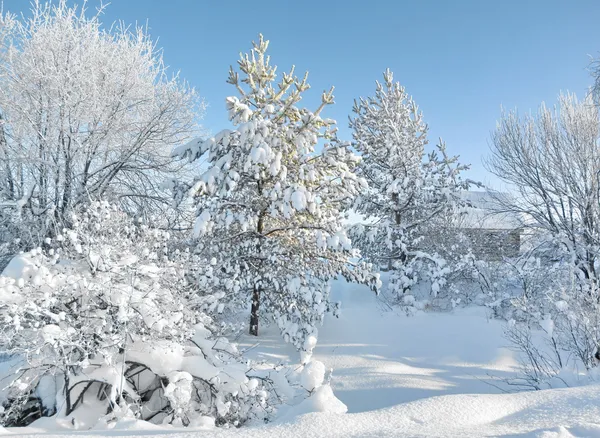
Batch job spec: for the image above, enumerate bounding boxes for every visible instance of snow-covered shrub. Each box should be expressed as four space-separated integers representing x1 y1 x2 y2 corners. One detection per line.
0 202 278 428
349 70 471 304
503 321 565 391
504 270 600 390
446 251 516 315
505 249 600 387
248 359 347 422
174 35 380 353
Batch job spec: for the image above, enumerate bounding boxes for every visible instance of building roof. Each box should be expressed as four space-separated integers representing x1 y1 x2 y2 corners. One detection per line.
458 191 522 230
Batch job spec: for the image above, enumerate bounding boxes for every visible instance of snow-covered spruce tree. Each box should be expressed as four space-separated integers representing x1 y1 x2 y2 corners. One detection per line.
350 69 470 301
0 1 199 246
174 35 379 352
0 201 276 428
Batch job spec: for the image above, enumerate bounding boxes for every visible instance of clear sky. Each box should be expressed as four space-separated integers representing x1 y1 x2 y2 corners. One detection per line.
3 0 600 187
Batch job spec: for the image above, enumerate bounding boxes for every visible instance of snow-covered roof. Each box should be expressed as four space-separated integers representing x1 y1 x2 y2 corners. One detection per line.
458 191 522 230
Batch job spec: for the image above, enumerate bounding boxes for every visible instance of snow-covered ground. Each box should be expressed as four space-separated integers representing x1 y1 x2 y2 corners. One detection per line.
240 280 519 413
4 279 600 437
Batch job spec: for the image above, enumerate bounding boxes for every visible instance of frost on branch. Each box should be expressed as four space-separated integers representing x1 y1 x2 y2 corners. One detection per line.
485 93 600 387
174 34 379 353
0 0 199 251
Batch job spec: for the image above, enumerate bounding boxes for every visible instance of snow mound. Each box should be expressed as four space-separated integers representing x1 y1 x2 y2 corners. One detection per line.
1 254 36 279
277 384 348 423
8 384 600 437
301 360 326 391
293 385 348 416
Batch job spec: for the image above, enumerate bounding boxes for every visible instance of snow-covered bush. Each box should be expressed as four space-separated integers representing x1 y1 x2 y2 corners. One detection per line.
349 69 471 303
174 35 380 352
0 202 282 428
504 268 600 390
447 250 523 316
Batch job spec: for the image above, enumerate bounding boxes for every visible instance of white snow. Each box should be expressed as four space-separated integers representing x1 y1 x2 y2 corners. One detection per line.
4 278 600 437
290 190 307 211
300 360 326 391
1 254 36 280
241 279 520 413
7 386 600 437
280 384 348 420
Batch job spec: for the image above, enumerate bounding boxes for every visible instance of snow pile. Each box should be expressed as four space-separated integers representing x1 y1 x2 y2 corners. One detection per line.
281 385 347 420
7 383 600 437
300 360 326 392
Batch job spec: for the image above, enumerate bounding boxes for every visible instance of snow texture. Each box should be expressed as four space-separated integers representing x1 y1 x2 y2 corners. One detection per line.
6 277 600 437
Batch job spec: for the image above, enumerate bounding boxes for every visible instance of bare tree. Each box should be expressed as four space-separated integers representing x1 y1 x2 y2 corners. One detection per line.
487 92 600 294
0 1 200 236
486 92 600 383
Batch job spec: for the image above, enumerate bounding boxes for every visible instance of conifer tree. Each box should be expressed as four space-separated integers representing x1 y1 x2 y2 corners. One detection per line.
175 35 379 352
350 70 469 299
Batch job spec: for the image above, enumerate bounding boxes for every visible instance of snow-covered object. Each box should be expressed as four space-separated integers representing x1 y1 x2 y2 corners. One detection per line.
1 255 38 280
304 385 347 414
402 294 416 306
349 69 471 301
300 335 318 364
163 372 194 417
485 93 600 385
0 202 274 428
280 385 347 421
300 360 326 392
174 35 379 353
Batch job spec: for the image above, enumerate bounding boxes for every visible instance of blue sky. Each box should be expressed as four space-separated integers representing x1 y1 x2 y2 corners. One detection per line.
4 0 600 186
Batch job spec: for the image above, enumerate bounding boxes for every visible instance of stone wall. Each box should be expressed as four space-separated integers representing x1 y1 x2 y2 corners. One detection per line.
461 228 521 261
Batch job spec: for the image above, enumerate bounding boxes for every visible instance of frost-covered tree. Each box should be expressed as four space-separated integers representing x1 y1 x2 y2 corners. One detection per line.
0 1 199 243
487 92 600 297
174 35 379 351
486 92 600 384
350 70 470 300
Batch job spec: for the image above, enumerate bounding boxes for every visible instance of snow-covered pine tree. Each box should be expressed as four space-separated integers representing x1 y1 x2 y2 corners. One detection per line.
350 69 470 300
174 35 379 354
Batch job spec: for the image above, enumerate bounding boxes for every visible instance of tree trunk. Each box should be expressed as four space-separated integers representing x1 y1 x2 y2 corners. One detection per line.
64 372 72 416
249 284 260 336
389 193 401 271
250 205 265 336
